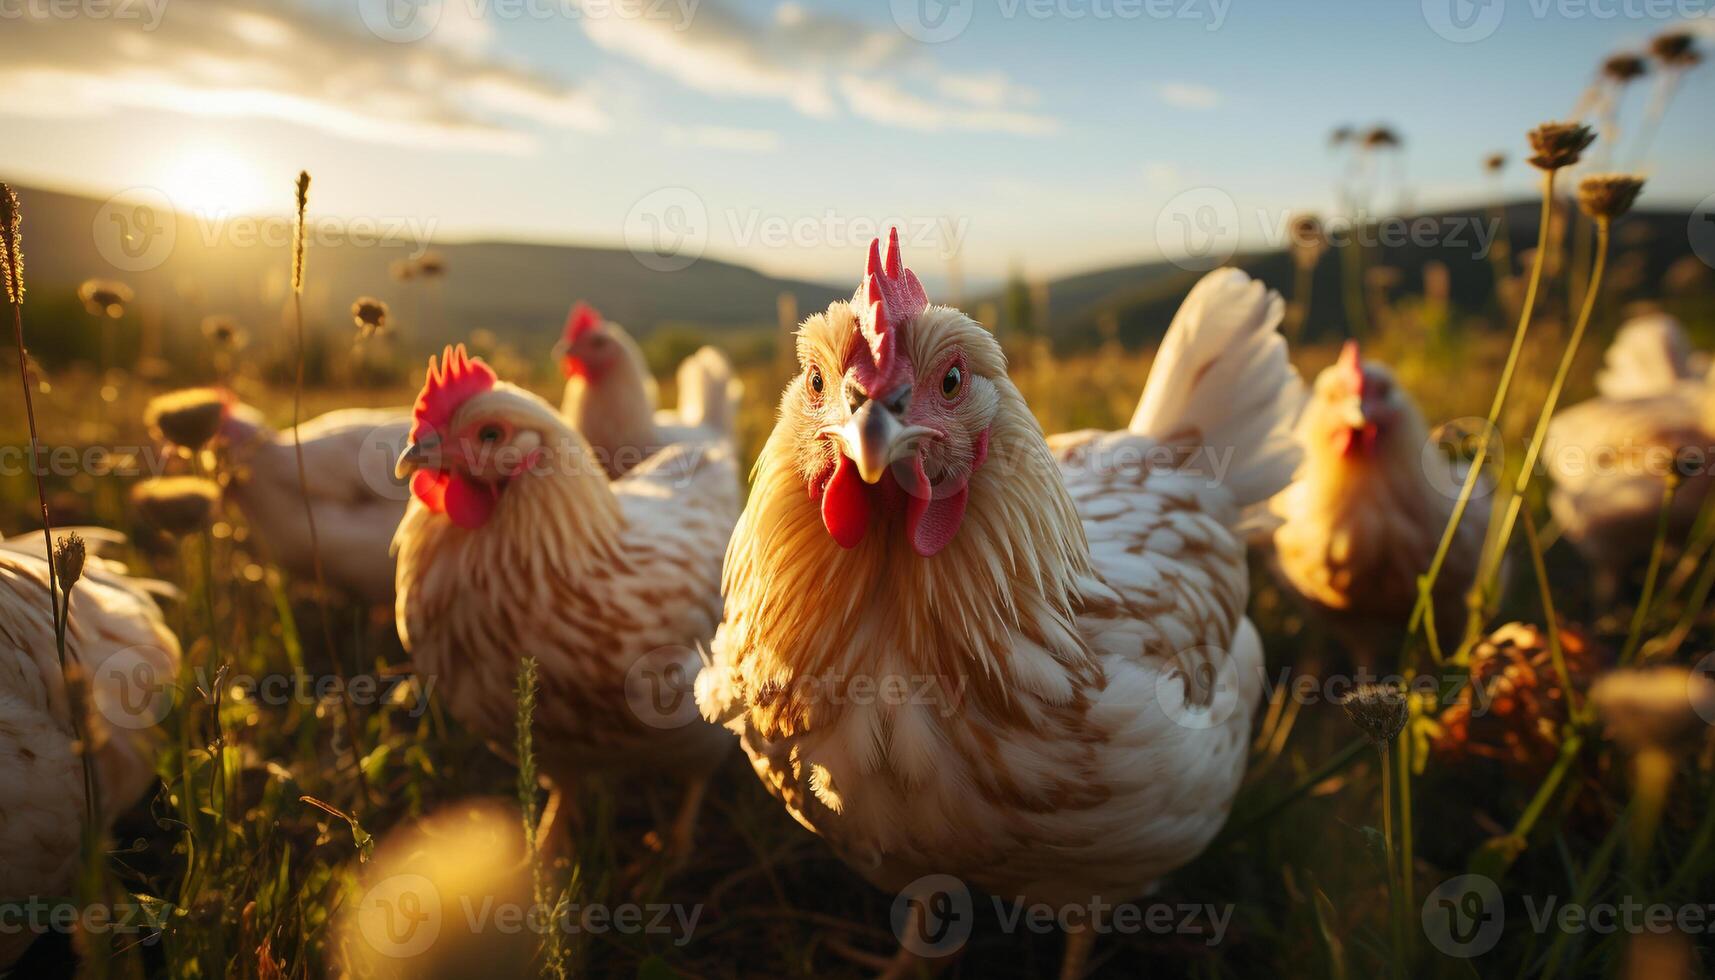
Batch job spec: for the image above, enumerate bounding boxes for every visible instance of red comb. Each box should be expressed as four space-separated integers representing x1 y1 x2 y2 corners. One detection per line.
856 227 928 377
411 344 497 442
1338 339 1365 396
563 302 601 345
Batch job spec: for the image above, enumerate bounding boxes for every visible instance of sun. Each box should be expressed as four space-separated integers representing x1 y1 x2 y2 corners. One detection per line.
155 144 266 216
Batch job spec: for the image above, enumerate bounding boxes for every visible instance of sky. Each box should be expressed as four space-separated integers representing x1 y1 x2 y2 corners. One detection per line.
1 0 1711 289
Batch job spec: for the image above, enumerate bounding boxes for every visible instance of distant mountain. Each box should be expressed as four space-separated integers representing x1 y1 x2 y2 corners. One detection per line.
6 182 846 348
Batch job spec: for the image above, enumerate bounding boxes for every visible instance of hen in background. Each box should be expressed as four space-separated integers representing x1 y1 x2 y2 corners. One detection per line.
699 231 1300 979
554 302 742 477
216 401 411 606
393 345 736 868
1546 313 1713 600
1268 342 1488 661
0 533 181 967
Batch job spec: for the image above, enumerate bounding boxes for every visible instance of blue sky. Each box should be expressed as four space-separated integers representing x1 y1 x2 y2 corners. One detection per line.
0 0 1709 287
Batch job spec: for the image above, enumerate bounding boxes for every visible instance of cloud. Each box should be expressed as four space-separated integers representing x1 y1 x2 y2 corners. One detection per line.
1156 82 1222 110
664 125 784 153
575 0 1055 135
0 0 608 152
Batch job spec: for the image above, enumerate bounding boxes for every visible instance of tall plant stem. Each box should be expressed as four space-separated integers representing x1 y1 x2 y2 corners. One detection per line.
8 301 61 655
1407 169 1557 666
1480 217 1612 595
1393 729 1414 965
1621 475 1678 666
1380 750 1406 980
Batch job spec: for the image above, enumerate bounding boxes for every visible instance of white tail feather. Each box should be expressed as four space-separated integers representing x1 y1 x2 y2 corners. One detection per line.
675 346 742 439
1129 268 1304 508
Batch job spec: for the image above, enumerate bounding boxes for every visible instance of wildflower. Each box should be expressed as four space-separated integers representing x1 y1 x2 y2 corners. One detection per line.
1329 125 1354 147
201 315 248 351
416 252 446 278
292 171 310 293
0 182 22 304
390 258 417 283
1361 125 1401 150
1483 152 1507 175
146 388 228 451
1589 666 1715 754
1649 30 1701 68
1602 53 1648 84
53 533 86 591
1340 683 1409 749
132 477 220 536
1526 121 1596 171
1576 174 1645 221
350 296 390 339
1289 213 1326 268
78 278 133 319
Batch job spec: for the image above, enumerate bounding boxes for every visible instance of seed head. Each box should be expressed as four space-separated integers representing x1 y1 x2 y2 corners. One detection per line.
1339 683 1409 748
390 259 417 283
0 183 23 305
1526 121 1596 171
1361 125 1401 151
292 171 310 293
350 296 390 339
78 278 133 319
1602 53 1649 84
1590 666 1715 753
1329 125 1354 147
132 477 220 536
53 533 86 592
146 387 229 450
1576 173 1646 221
200 315 248 351
415 252 446 278
1483 152 1507 175
1289 213 1326 269
1650 31 1701 68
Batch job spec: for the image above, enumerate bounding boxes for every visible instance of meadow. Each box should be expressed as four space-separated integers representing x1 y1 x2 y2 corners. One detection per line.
3 91 1715 980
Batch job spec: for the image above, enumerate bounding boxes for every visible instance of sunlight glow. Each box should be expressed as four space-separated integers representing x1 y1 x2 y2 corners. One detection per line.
155 143 266 216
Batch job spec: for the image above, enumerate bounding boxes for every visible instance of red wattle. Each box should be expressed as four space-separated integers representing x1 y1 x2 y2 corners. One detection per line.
820 454 871 548
905 455 969 558
411 468 498 529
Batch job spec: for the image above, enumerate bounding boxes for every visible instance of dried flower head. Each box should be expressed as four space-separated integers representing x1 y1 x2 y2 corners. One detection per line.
1361 125 1402 150
146 387 228 450
1329 125 1354 147
1576 173 1646 221
53 533 86 591
78 278 132 319
389 258 417 283
0 182 23 305
1340 683 1409 748
350 296 390 339
200 315 248 351
1527 121 1597 171
1590 666 1715 753
132 476 220 536
291 171 310 293
1289 213 1327 269
1484 152 1508 175
1602 53 1649 84
1650 31 1701 68
415 252 446 278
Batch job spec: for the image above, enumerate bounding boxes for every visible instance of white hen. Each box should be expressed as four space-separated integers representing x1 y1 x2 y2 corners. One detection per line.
699 235 1300 979
217 402 411 606
0 536 180 967
553 302 742 478
1546 314 1713 598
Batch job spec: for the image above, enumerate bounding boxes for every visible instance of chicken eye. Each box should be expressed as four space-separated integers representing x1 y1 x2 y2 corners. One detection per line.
477 424 505 445
808 366 824 398
940 365 963 400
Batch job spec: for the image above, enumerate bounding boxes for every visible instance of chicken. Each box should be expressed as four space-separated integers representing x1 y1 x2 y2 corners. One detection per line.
217 402 411 606
392 345 736 865
696 230 1301 979
1268 342 1489 661
1546 314 1714 599
0 535 180 967
553 302 742 477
